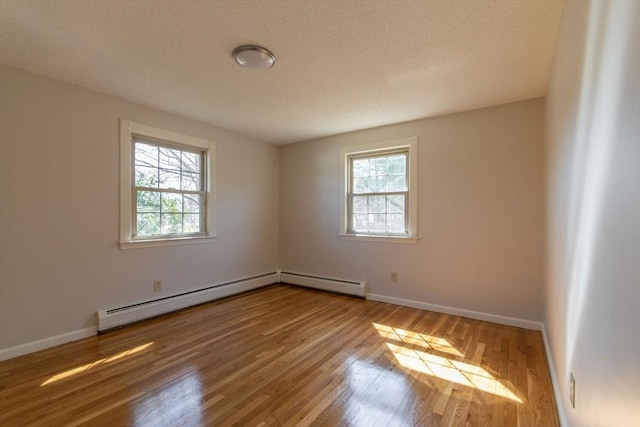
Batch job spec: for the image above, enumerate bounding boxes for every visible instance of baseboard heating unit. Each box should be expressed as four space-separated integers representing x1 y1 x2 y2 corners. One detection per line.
97 272 278 332
278 271 366 297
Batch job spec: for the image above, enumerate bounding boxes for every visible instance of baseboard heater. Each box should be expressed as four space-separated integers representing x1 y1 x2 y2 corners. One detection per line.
278 271 366 297
97 272 278 332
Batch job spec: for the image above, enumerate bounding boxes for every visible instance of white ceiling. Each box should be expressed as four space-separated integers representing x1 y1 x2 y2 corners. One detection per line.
0 0 564 144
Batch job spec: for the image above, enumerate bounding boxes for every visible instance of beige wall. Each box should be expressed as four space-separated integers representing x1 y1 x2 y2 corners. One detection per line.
544 0 640 426
1 67 546 356
0 66 280 350
280 99 546 321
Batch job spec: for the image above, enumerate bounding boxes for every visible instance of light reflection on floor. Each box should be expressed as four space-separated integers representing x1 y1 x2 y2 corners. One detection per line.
342 358 411 426
133 370 203 427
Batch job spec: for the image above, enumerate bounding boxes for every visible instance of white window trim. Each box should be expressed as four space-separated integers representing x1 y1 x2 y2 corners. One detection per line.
119 119 216 249
339 136 418 243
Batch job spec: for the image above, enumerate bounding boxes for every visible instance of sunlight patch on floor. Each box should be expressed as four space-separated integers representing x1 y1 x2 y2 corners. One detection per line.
374 324 522 403
373 323 463 356
41 342 154 386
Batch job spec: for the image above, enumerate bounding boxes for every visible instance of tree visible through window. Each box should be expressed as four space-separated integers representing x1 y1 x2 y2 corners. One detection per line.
133 139 205 237
348 150 408 235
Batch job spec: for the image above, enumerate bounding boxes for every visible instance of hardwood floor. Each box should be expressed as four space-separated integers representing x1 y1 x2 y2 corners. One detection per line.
0 285 559 426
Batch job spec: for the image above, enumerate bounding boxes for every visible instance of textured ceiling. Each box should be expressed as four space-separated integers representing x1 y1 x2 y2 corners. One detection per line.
0 0 564 144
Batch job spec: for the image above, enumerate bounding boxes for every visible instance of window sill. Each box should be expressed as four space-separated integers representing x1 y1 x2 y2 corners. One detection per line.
120 235 217 250
338 233 418 244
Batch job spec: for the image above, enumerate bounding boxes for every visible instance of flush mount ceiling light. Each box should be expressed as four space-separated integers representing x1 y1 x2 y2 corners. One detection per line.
232 45 276 70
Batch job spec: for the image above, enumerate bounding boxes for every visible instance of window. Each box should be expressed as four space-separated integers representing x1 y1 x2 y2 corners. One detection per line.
340 137 418 243
120 120 215 248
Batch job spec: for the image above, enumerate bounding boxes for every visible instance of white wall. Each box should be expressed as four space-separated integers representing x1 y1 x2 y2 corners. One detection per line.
544 0 640 425
0 66 279 351
280 99 545 321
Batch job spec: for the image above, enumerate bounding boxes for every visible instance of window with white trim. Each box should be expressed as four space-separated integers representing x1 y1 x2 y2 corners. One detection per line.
120 120 215 248
340 137 418 242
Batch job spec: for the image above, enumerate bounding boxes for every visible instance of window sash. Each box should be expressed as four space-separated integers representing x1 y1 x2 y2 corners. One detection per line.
131 139 207 239
347 149 409 235
347 192 409 235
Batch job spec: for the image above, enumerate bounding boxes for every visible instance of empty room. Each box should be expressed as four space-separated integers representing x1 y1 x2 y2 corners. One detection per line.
0 0 638 426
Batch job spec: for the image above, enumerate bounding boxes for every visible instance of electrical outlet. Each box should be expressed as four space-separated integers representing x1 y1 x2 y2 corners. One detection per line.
153 280 162 292
391 272 398 283
570 372 576 408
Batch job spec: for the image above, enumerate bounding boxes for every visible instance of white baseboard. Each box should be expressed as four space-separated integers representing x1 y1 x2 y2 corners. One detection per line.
366 293 543 330
541 324 568 427
0 327 97 362
98 272 277 332
279 271 367 297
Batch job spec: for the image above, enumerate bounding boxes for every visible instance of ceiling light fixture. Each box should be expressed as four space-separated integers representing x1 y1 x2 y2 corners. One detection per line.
232 45 276 70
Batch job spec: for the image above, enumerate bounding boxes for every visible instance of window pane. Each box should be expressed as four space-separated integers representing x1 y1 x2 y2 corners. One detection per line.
353 214 367 231
161 193 182 213
387 195 405 213
388 214 405 233
183 214 201 233
353 177 370 194
159 147 181 170
353 159 369 177
181 172 201 191
135 143 158 167
159 169 181 190
388 174 407 192
387 154 406 174
161 213 182 234
369 176 388 193
137 213 160 236
371 157 387 176
183 194 202 214
352 196 367 214
369 195 386 213
135 166 158 188
181 151 201 173
137 191 160 213
369 214 386 231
